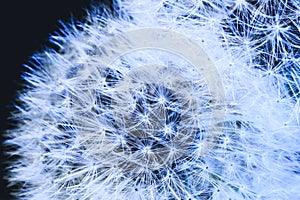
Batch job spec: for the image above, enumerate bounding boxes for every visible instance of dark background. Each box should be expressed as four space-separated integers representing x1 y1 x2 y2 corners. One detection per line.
0 1 112 199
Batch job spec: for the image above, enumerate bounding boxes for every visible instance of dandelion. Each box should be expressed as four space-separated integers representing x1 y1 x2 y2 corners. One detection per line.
5 0 300 199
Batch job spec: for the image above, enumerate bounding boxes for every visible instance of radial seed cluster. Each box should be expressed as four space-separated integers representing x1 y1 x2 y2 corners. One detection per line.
5 0 300 199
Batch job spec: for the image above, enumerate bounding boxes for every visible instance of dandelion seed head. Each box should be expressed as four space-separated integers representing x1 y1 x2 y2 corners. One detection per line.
5 0 300 199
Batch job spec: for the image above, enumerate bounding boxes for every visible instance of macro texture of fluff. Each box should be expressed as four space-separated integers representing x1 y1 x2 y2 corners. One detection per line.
5 0 300 199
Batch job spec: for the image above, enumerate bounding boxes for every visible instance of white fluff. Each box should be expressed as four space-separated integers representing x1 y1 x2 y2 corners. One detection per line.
6 0 300 199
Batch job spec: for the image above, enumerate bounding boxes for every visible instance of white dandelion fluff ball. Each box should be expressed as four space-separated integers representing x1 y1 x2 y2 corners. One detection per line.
5 0 300 199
